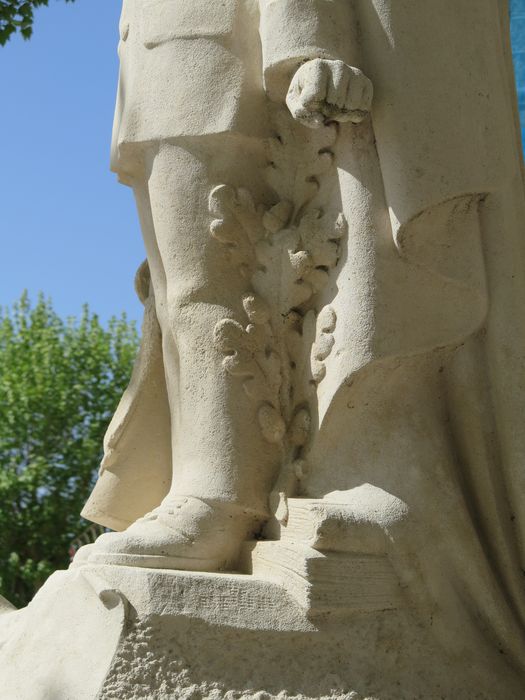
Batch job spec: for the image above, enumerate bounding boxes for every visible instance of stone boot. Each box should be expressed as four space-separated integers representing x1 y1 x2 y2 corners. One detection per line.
88 496 259 571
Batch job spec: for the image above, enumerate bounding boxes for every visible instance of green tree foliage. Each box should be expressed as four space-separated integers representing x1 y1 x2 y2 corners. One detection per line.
0 0 75 45
0 293 138 607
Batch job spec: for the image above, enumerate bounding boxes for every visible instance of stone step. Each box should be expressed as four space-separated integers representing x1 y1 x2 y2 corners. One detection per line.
241 540 402 614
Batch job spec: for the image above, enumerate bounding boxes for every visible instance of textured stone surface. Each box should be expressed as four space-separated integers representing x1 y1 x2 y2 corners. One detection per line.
3 1 525 697
0 568 127 700
97 614 460 700
2 563 515 700
91 563 520 700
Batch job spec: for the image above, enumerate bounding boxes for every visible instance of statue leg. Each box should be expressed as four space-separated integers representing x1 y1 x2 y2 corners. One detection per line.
91 137 281 571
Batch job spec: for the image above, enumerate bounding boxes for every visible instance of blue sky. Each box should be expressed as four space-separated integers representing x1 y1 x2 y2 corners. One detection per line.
0 0 144 324
512 0 525 145
1 0 525 325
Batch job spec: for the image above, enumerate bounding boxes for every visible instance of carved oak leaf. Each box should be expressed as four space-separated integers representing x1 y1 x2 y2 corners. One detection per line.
213 317 284 443
293 210 347 295
208 185 265 276
266 107 337 216
253 228 314 319
297 209 346 266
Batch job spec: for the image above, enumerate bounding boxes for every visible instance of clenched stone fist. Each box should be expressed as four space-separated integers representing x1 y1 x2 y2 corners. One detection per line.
286 58 373 128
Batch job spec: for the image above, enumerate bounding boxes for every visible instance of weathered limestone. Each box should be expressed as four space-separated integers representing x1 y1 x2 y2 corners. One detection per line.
2 0 525 697
0 550 523 699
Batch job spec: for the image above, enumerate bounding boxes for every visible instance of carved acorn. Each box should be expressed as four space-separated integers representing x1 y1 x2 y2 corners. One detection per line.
258 404 286 444
242 294 271 325
311 306 337 384
288 408 311 447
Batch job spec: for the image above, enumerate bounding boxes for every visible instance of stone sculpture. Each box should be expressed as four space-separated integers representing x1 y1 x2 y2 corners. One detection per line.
2 1 525 698
82 0 373 570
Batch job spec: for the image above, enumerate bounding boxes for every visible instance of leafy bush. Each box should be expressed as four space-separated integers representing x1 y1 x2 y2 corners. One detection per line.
0 293 138 607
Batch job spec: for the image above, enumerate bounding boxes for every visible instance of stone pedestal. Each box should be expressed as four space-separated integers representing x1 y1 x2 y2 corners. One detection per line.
1 496 522 700
0 561 517 700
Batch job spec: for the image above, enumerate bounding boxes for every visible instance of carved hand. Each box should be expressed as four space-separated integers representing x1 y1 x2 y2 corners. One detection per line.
286 58 373 128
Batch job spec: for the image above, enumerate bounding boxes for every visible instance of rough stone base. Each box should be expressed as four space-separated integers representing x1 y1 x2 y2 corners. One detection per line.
1 561 521 700
97 609 483 700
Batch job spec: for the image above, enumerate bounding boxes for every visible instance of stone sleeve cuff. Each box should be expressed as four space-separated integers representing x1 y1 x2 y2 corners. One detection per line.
259 0 355 101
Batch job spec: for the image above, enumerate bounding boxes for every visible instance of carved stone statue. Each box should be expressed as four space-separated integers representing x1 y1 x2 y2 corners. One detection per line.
2 1 525 698
81 0 374 569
